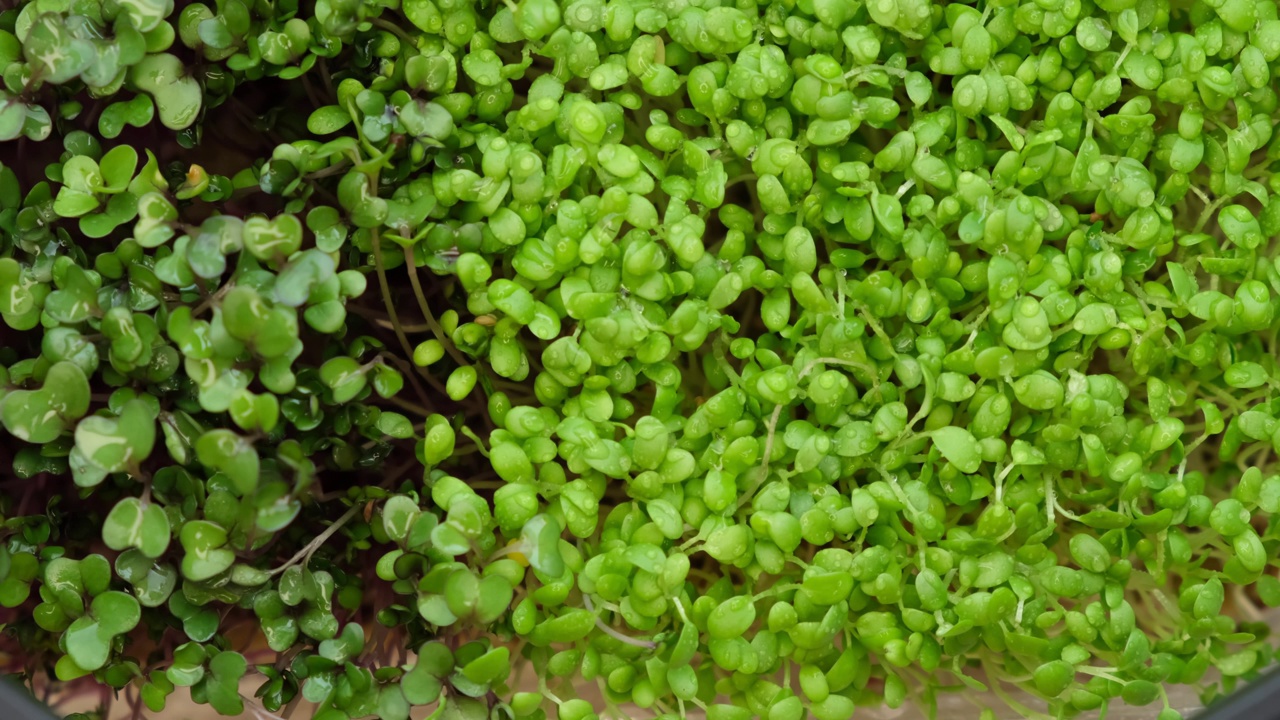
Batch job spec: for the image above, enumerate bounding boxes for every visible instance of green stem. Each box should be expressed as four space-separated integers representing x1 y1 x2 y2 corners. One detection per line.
402 244 468 366
385 394 431 418
369 16 416 46
459 425 490 458
371 229 439 404
1193 193 1227 234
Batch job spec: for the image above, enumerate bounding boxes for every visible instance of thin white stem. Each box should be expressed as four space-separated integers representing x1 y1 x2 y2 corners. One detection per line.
1112 43 1133 72
583 595 657 649
267 505 360 577
739 355 884 510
